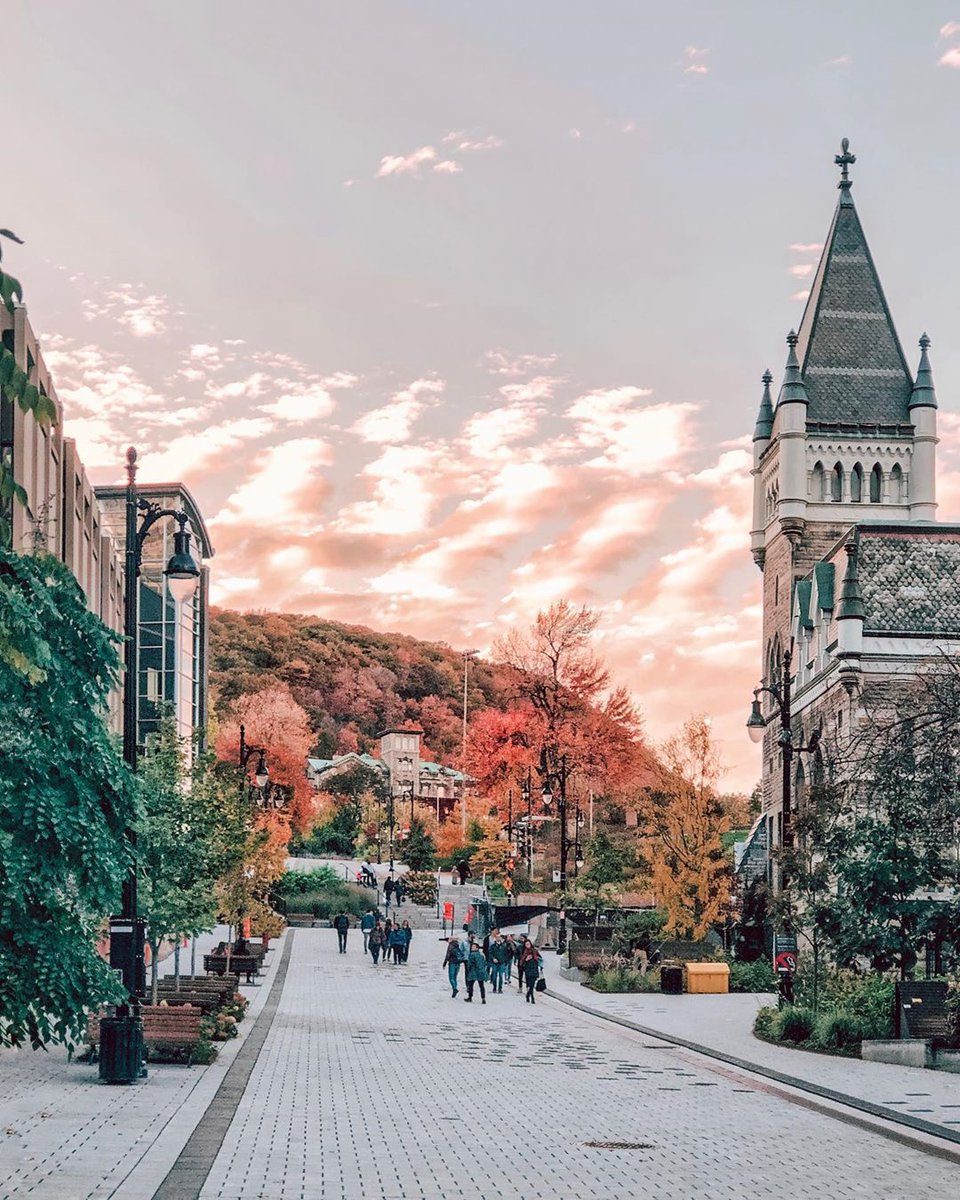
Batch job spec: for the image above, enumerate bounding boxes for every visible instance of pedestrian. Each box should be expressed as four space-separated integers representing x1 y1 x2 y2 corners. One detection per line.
400 919 413 963
502 934 516 983
369 922 385 965
333 911 350 954
384 876 395 908
513 936 525 992
487 932 508 994
519 938 543 1004
464 937 488 1004
361 908 376 953
396 877 406 905
456 858 470 886
389 923 405 964
383 917 394 956
443 937 465 997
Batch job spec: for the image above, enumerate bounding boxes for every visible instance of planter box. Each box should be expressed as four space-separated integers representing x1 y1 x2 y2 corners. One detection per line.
932 1048 960 1074
861 1039 933 1069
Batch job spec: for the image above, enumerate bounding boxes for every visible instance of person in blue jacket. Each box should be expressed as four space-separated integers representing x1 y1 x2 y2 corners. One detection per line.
443 936 466 996
464 937 489 1004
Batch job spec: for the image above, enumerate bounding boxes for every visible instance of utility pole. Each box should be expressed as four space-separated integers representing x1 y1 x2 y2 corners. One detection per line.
461 649 476 839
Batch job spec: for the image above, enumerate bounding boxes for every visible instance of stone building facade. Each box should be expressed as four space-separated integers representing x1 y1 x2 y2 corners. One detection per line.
745 142 960 884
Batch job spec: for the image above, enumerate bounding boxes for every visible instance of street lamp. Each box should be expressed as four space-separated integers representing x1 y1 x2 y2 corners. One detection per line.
539 751 570 954
238 725 286 808
104 446 201 1084
746 644 819 871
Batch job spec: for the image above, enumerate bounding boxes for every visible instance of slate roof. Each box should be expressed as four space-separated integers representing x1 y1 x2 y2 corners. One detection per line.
793 188 913 426
856 528 960 635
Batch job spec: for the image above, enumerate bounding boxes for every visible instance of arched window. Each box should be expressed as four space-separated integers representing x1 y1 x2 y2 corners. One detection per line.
850 463 863 503
891 463 903 503
870 463 882 503
831 462 844 502
811 462 825 502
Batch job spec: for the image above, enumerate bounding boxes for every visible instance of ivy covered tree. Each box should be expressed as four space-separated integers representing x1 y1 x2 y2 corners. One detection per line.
0 550 136 1047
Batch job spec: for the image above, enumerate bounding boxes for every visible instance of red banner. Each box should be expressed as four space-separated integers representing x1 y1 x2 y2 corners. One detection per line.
443 902 454 921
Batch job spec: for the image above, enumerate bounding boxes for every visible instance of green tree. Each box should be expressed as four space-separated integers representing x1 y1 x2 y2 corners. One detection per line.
0 550 136 1047
576 829 630 919
402 817 437 871
138 718 229 1003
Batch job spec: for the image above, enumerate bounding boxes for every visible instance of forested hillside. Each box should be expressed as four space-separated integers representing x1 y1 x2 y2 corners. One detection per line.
209 609 508 763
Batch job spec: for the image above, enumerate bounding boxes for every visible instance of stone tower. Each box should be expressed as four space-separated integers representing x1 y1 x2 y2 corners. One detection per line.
751 139 937 697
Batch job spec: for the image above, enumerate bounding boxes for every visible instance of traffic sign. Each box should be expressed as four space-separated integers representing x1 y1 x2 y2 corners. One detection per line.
773 933 798 975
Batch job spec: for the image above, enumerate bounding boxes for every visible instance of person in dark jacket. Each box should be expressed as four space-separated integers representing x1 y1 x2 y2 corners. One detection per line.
513 936 525 992
464 938 488 1004
456 859 470 886
333 912 350 954
369 922 386 964
443 937 466 996
360 909 376 953
519 938 542 1003
389 924 405 964
502 934 517 983
400 920 413 963
395 878 406 905
487 933 509 994
384 876 395 908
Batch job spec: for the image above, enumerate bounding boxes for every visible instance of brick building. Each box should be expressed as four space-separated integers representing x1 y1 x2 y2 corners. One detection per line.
744 140 960 887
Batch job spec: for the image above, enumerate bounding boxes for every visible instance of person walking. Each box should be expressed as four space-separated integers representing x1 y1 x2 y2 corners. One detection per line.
396 877 406 905
519 938 543 1004
456 858 470 887
390 923 405 964
361 909 376 954
443 937 465 997
513 936 525 992
464 937 488 1004
502 934 516 984
487 932 508 994
400 919 413 963
369 921 385 965
333 911 350 954
384 876 395 909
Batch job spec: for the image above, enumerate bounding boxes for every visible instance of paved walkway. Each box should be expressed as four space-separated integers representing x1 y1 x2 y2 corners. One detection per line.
2 930 959 1199
545 968 960 1139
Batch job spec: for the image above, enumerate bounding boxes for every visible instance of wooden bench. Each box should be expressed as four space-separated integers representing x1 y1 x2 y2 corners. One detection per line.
204 953 259 983
87 1006 204 1062
158 975 240 1007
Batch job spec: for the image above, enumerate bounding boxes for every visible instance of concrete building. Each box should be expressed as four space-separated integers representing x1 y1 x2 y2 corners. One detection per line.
1 302 123 636
746 140 960 887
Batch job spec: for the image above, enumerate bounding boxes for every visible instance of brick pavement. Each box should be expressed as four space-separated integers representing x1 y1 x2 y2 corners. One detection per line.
196 927 960 1199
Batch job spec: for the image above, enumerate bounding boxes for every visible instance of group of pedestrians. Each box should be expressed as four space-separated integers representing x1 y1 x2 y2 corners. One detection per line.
442 930 544 1005
383 875 406 906
360 910 413 964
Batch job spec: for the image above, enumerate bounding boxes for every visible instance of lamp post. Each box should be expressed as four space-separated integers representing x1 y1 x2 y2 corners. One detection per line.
520 767 532 877
104 446 200 1084
238 727 287 810
746 644 819 874
540 752 569 954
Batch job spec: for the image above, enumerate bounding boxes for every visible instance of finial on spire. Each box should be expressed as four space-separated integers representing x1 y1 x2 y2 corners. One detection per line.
835 137 855 190
920 331 931 351
126 445 138 488
911 332 937 410
786 329 798 348
762 368 773 385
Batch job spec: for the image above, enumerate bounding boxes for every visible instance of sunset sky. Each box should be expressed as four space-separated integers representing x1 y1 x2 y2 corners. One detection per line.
6 3 960 789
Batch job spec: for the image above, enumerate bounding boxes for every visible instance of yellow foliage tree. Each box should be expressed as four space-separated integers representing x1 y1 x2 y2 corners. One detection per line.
643 716 730 939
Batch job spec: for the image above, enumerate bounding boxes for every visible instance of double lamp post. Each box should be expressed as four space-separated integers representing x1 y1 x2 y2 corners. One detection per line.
101 447 201 1084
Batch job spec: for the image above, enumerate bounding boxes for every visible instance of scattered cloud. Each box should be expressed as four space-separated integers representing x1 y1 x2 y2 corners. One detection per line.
789 264 814 279
569 128 582 140
939 47 960 67
683 46 710 75
940 21 960 39
788 243 824 254
787 242 822 301
824 54 851 68
484 349 558 377
791 290 811 303
376 132 503 179
350 378 445 444
376 145 438 177
82 283 173 337
433 160 463 175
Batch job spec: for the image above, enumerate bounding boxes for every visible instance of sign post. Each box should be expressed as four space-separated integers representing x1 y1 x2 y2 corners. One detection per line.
773 932 798 1006
442 901 454 937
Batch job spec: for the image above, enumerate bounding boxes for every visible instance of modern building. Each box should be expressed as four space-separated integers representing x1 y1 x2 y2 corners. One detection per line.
746 140 960 888
95 483 214 750
307 727 469 821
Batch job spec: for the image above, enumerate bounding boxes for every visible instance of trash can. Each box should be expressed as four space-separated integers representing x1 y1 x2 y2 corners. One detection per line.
98 1015 145 1084
684 962 730 994
661 963 684 995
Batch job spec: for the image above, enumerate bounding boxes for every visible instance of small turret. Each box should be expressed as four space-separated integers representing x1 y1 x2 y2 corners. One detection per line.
775 332 809 542
753 369 774 443
910 333 938 522
750 369 775 567
836 539 864 692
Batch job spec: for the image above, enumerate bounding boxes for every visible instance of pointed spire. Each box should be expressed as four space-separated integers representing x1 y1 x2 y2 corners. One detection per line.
834 137 856 205
778 330 809 406
910 332 938 409
837 539 865 621
753 368 774 441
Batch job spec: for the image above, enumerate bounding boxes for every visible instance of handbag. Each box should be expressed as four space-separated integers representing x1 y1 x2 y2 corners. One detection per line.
535 977 547 993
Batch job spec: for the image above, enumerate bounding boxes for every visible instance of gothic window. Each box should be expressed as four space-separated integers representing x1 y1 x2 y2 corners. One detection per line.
891 463 903 502
831 462 844 502
811 462 825 501
869 463 882 503
850 463 863 503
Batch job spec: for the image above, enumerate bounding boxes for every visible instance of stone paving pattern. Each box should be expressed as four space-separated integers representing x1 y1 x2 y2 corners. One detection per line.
1 916 960 1198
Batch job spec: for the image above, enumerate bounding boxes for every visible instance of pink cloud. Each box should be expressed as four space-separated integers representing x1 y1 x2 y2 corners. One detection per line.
939 46 960 67
350 378 445 444
940 21 960 38
433 160 463 175
376 145 437 177
683 46 710 75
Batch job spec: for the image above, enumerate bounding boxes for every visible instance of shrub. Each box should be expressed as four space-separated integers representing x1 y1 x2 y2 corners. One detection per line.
810 1011 865 1053
753 1005 778 1039
589 965 661 993
771 1005 816 1044
404 870 438 906
728 958 777 994
275 867 339 897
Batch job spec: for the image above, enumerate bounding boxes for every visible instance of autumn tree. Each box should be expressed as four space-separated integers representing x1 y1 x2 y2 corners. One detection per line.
643 716 730 940
575 829 631 920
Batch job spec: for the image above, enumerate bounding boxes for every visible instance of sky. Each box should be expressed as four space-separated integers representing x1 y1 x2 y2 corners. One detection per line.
6 2 960 790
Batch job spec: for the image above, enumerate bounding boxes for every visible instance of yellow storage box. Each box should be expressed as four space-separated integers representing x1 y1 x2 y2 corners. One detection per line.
683 962 730 994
